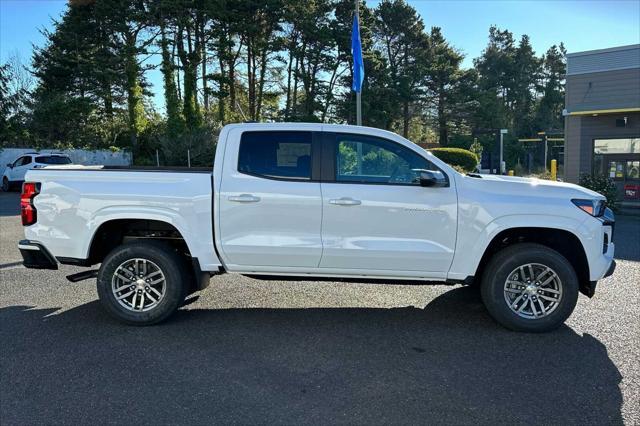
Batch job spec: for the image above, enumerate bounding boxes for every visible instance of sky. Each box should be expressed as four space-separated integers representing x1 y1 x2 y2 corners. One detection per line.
1 0 639 109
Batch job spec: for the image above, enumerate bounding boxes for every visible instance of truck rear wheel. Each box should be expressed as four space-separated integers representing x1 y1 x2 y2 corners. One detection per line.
480 243 579 333
97 241 188 325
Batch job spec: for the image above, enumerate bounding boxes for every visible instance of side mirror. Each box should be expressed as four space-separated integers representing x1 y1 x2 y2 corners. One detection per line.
418 170 447 187
6 163 12 168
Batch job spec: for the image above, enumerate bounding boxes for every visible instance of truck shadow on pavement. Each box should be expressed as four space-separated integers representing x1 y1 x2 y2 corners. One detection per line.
1 287 623 425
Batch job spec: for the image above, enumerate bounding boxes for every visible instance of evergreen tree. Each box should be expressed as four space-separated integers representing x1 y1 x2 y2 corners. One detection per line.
374 0 429 137
535 43 566 132
425 27 465 145
7 0 568 165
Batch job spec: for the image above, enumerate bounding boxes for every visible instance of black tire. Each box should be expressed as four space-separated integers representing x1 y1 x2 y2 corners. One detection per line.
480 243 579 333
97 241 189 325
2 177 10 192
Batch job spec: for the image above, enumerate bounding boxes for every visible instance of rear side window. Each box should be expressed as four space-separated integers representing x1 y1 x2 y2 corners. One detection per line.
238 131 313 180
35 156 72 165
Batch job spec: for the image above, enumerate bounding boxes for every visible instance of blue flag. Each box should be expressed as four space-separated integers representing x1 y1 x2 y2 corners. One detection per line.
351 15 364 93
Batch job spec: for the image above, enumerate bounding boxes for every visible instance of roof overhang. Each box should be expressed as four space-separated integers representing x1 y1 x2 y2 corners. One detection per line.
563 107 640 116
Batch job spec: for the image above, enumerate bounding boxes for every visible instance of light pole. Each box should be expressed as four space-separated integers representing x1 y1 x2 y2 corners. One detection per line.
500 129 508 174
538 131 549 170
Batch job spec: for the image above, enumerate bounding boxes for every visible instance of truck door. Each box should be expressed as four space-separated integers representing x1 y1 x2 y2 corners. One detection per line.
218 129 323 268
10 156 32 181
319 132 457 275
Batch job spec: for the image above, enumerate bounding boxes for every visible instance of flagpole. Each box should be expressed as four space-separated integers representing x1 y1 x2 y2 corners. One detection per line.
355 0 362 126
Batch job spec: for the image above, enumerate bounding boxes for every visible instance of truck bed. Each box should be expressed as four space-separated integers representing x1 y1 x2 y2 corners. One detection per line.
23 167 221 270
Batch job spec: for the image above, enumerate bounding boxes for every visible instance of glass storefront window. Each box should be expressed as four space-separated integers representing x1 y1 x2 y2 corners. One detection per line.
627 161 640 180
608 161 625 180
594 138 640 154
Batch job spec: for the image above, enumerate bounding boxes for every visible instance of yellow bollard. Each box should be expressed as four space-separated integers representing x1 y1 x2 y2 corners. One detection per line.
551 159 557 181
508 170 514 176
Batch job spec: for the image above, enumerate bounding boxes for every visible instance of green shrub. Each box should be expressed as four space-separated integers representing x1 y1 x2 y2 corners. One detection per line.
429 147 478 172
578 174 618 210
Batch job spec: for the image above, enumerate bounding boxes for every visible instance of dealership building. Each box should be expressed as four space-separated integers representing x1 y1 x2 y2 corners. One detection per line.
564 44 640 202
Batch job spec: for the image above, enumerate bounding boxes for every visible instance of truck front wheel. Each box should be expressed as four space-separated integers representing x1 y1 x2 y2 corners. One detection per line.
97 241 188 325
480 243 579 332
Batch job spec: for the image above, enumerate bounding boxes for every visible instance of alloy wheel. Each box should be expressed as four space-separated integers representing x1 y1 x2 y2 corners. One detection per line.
503 263 563 319
111 258 166 312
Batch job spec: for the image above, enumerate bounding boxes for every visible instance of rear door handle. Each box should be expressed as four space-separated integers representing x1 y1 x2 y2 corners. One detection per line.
228 194 261 203
329 197 361 206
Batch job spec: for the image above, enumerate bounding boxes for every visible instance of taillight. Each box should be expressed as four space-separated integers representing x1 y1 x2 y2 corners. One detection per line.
21 182 40 226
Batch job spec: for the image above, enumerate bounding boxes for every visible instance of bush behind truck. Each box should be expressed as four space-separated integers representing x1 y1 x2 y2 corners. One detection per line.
429 148 479 173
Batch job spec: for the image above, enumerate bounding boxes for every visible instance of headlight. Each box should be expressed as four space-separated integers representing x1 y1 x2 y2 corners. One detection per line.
572 199 606 217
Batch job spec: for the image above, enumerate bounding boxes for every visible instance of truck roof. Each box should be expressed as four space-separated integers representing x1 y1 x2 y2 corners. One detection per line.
221 122 408 142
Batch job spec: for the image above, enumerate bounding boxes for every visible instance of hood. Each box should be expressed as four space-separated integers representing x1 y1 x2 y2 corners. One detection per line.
462 174 605 201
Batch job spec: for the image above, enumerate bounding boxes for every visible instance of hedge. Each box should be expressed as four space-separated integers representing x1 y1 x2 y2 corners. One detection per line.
429 147 478 172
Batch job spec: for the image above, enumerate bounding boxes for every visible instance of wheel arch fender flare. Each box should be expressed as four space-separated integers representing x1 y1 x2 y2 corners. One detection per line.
449 214 591 280
82 206 220 269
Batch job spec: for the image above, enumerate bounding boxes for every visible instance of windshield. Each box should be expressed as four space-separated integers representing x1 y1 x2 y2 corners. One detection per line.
35 156 72 165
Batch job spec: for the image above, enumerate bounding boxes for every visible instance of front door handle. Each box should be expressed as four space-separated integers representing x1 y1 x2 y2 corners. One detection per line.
228 194 261 203
329 197 362 206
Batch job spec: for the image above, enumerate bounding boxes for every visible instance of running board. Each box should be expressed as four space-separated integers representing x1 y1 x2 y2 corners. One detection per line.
66 269 98 283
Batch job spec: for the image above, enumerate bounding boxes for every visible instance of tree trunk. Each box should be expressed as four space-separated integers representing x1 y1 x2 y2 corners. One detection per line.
173 32 182 101
402 45 410 138
102 81 113 119
247 38 256 120
437 86 448 145
291 52 300 120
256 48 267 120
402 101 409 138
124 31 145 150
321 64 339 122
284 41 295 120
161 21 182 138
177 23 201 129
200 20 209 111
296 40 308 119
217 33 226 123
227 35 241 111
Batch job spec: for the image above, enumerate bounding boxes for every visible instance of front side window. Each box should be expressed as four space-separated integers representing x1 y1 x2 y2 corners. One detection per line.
13 157 29 167
335 135 435 185
238 131 313 180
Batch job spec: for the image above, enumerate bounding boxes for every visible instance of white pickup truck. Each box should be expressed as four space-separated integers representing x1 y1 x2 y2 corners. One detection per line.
18 123 615 332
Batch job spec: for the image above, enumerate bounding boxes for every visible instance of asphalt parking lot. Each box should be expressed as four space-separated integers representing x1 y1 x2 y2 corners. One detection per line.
1 191 638 425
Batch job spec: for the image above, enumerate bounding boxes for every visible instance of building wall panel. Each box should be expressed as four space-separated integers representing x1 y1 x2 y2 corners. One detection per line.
565 113 640 183
565 68 640 112
567 45 640 75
